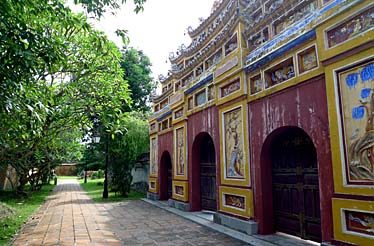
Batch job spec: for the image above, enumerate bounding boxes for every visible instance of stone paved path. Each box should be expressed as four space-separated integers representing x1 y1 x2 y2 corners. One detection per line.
12 179 120 246
12 179 248 246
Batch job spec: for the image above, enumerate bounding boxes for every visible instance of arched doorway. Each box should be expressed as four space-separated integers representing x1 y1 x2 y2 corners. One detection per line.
159 151 172 200
268 127 321 242
200 135 216 211
191 133 217 211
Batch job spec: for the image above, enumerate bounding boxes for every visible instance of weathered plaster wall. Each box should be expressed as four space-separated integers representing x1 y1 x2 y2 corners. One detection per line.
157 131 173 200
187 105 220 211
249 75 334 241
157 131 174 163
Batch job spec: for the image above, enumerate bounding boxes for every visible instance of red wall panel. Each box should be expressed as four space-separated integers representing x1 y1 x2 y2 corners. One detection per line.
187 106 221 211
249 75 334 241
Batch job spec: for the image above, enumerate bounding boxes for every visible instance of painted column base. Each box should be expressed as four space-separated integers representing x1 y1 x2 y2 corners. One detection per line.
168 199 190 211
214 212 258 235
147 192 160 201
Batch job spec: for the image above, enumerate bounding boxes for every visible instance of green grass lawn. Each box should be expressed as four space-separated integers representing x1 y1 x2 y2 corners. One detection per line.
0 184 53 244
79 178 145 202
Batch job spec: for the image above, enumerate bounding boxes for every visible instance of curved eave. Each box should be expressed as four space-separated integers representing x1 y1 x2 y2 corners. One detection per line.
170 0 238 64
159 74 174 85
188 0 230 38
152 87 173 104
172 17 241 79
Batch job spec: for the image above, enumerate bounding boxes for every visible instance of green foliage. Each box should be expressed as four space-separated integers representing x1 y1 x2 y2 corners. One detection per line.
75 0 147 19
83 45 153 197
0 184 53 244
0 0 149 242
108 112 149 197
97 169 105 179
91 169 104 179
0 0 139 192
120 47 156 113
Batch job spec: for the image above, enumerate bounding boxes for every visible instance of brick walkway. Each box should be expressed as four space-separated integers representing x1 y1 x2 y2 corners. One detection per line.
12 179 247 246
12 179 120 246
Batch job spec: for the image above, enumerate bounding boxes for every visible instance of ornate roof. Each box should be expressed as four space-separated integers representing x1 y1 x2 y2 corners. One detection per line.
168 0 239 64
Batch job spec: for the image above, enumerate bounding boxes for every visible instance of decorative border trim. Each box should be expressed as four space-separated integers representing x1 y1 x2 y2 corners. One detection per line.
173 123 188 180
341 208 374 239
148 177 158 193
246 30 315 72
245 0 345 65
332 198 374 245
219 100 250 187
150 136 158 177
263 55 296 90
333 56 374 188
172 180 189 202
184 74 214 95
296 43 320 76
218 77 241 99
157 110 172 121
324 46 374 195
323 3 374 50
219 186 253 218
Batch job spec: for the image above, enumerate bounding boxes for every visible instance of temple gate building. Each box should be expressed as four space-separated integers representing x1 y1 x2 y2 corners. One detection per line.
148 0 374 245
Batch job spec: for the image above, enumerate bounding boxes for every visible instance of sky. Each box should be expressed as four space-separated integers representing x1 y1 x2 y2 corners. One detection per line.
72 0 217 79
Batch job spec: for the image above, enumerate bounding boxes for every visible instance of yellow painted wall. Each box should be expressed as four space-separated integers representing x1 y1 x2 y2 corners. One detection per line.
324 48 374 195
332 198 374 246
172 180 189 202
316 0 374 63
173 122 188 181
219 186 254 218
148 177 158 193
247 40 324 103
318 2 374 244
218 100 250 187
149 134 158 178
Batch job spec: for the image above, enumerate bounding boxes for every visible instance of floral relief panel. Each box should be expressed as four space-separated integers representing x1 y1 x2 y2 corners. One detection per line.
175 127 185 176
344 210 374 237
338 61 374 184
150 137 158 176
223 107 245 179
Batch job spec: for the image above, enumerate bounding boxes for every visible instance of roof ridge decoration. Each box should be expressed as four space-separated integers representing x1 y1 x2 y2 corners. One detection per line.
167 8 239 80
187 0 227 37
168 0 238 63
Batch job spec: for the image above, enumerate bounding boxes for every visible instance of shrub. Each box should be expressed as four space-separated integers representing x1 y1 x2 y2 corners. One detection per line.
97 169 104 179
91 172 97 180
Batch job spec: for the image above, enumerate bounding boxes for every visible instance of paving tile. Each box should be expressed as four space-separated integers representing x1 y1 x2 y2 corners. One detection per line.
11 178 317 246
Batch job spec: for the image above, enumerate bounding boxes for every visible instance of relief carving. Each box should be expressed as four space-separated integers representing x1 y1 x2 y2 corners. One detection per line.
327 7 374 47
224 107 245 179
225 194 245 209
176 127 185 176
339 62 374 183
346 210 374 236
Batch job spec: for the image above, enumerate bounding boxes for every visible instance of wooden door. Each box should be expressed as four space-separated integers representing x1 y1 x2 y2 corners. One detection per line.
200 136 217 211
272 129 321 242
167 157 172 199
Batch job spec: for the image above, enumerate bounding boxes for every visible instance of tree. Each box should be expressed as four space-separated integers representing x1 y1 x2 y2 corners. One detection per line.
120 47 156 113
81 46 155 196
108 112 150 196
0 0 138 192
99 47 155 196
75 0 147 19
